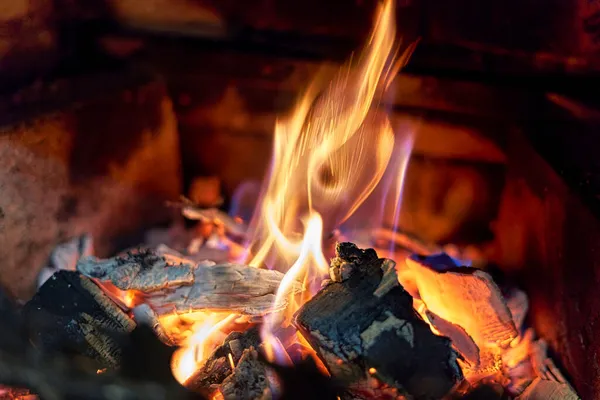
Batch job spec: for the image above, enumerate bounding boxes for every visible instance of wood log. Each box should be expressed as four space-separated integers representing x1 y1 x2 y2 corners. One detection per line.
516 378 580 400
219 348 271 400
295 242 463 400
405 253 518 377
0 311 199 400
77 249 196 292
168 196 247 238
77 249 301 316
185 327 262 393
23 271 136 369
146 263 300 316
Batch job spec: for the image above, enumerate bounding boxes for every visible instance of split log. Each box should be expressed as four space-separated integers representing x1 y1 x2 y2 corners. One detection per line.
77 249 196 292
23 271 136 368
145 263 300 316
405 253 518 376
78 249 301 316
295 242 463 400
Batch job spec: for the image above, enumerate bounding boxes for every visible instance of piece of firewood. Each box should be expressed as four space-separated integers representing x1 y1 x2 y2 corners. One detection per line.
168 196 247 238
1 289 200 400
77 249 196 292
77 249 300 316
185 327 262 393
516 377 580 400
424 310 480 368
145 263 300 316
405 253 518 377
295 243 463 400
219 348 272 400
23 271 136 368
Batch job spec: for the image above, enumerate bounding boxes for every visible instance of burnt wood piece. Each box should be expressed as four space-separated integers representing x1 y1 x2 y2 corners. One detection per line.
1 291 201 399
405 253 518 376
185 327 262 393
295 242 463 400
516 377 580 400
77 249 196 292
78 249 300 316
23 271 136 368
220 348 271 400
146 263 299 316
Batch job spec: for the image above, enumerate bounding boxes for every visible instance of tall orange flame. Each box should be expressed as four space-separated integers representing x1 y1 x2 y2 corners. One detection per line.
169 0 416 383
245 0 402 363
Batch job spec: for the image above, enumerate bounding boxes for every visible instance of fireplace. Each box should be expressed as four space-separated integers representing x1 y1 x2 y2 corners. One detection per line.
1 0 599 399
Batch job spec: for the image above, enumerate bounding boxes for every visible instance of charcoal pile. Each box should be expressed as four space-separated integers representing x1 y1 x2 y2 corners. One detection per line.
0 237 581 400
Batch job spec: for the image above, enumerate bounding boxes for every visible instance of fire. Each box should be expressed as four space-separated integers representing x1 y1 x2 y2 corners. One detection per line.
168 0 414 384
168 312 237 384
243 0 400 362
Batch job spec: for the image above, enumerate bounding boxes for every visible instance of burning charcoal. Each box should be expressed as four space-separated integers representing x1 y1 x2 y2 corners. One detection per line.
37 234 93 288
147 264 301 316
295 243 463 400
77 249 196 292
219 348 271 400
406 253 518 376
186 327 262 392
23 271 136 368
516 377 580 400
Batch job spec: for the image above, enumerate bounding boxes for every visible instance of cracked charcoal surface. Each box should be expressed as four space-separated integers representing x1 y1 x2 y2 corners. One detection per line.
296 242 462 400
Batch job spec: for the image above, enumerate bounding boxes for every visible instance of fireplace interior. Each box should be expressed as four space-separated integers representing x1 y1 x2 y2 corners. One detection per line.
1 0 600 399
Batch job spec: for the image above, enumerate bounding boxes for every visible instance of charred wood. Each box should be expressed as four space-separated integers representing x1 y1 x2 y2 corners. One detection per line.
77 249 196 292
295 242 463 400
0 287 200 400
77 249 301 316
146 263 300 316
220 348 271 400
516 377 580 400
185 327 262 393
23 271 136 369
406 253 518 376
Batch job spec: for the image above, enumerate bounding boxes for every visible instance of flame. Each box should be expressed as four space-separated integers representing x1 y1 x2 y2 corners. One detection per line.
261 212 328 363
169 312 237 384
165 0 415 384
243 0 397 270
242 0 401 364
